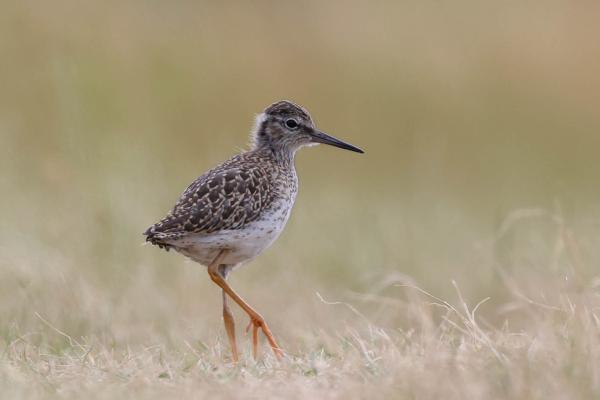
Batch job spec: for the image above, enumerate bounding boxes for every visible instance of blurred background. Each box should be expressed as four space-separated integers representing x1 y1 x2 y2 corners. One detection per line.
1 1 599 348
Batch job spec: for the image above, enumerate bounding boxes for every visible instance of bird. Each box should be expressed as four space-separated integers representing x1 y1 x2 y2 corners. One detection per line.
144 100 364 362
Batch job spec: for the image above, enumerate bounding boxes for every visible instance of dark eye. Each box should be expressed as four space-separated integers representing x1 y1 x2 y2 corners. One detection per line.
285 119 299 129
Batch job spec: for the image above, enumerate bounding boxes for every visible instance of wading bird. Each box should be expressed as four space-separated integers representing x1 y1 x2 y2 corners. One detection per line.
144 100 363 361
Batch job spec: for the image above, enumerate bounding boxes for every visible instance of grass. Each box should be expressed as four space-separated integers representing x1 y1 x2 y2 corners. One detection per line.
3 264 599 399
2 1 600 398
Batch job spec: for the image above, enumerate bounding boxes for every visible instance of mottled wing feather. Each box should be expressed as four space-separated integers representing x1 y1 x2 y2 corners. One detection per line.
144 154 273 249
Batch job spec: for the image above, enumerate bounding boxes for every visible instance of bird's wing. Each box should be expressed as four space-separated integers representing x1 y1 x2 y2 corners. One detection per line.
144 157 273 245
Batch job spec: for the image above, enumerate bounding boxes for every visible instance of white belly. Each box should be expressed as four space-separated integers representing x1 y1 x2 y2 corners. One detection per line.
170 200 293 267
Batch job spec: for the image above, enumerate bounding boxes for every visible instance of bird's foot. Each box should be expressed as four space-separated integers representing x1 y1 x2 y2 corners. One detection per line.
245 316 284 360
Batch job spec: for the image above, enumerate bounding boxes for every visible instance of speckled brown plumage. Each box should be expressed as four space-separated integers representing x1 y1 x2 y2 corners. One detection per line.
144 150 293 250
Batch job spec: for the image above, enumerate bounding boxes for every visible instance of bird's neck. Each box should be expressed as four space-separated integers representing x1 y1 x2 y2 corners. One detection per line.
253 143 296 168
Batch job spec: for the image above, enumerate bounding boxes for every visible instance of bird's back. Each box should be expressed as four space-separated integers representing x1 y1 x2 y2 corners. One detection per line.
144 149 298 265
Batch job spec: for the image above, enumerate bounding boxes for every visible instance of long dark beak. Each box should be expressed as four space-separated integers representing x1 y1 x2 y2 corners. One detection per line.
310 130 364 154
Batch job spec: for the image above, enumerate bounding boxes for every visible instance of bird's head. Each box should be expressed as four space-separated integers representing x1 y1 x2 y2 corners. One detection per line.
251 100 364 158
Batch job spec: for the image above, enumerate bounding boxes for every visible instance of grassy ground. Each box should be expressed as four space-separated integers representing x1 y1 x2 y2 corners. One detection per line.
3 256 600 399
2 1 600 399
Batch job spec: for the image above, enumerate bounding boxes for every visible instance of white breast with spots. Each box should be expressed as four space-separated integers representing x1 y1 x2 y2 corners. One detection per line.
173 194 296 267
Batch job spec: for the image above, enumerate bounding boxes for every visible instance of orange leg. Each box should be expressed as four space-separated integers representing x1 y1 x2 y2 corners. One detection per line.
208 250 284 360
222 289 239 362
246 319 259 360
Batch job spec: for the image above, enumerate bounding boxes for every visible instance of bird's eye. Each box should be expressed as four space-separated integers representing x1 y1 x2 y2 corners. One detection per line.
285 119 299 129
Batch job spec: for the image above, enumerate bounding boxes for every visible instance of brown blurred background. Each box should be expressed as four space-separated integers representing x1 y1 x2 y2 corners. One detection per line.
1 1 599 344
